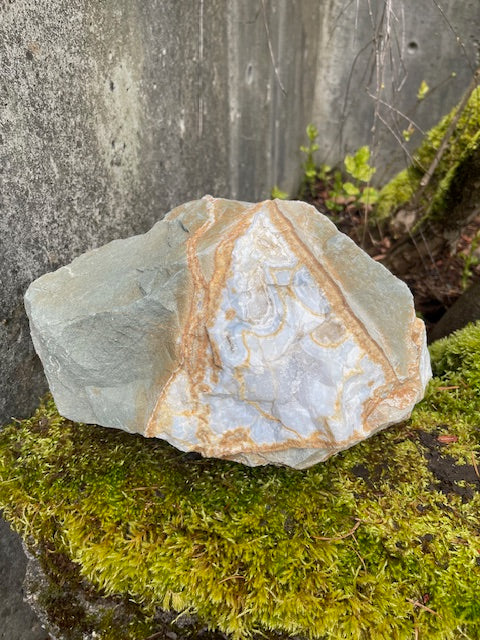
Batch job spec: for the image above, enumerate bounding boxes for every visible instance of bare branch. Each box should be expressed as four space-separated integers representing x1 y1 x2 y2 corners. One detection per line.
260 0 286 96
472 452 480 480
327 0 356 43
429 0 476 75
375 112 418 166
366 91 425 134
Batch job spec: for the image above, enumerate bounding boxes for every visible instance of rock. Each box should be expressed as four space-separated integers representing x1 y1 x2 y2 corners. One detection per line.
429 280 480 343
25 196 431 469
0 517 48 640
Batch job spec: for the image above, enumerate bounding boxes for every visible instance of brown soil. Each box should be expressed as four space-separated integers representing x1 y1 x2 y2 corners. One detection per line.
304 179 480 337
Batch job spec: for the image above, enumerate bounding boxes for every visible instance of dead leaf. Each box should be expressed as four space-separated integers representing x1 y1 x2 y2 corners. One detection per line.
437 434 458 444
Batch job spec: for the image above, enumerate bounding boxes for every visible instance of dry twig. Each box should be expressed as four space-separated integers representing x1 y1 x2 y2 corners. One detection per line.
218 574 246 584
144 632 166 640
313 518 361 541
131 486 160 491
471 452 480 480
407 597 441 617
351 534 367 571
260 0 286 95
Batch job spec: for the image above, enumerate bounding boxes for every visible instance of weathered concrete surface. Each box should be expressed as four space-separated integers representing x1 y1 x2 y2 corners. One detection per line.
312 0 480 182
227 2 322 199
0 515 48 640
0 1 321 425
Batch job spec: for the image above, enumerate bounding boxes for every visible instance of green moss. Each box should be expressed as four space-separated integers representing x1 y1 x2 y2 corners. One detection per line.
2 326 480 638
376 86 480 222
374 166 420 221
429 320 480 384
429 130 480 223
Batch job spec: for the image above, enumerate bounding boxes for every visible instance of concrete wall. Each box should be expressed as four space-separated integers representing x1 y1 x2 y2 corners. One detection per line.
1 0 479 424
313 0 480 181
0 0 321 424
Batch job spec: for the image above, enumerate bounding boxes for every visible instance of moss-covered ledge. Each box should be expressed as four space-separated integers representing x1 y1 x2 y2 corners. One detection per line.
1 324 480 640
375 86 480 225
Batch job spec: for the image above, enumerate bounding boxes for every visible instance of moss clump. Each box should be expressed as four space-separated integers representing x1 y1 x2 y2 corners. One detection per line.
376 86 480 222
374 166 420 221
1 326 480 639
429 129 480 223
429 320 480 384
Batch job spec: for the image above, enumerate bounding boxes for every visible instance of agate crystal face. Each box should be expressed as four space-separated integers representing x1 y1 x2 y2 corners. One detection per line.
25 197 431 469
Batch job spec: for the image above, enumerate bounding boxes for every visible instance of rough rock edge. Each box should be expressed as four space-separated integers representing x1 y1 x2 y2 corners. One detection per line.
24 197 431 469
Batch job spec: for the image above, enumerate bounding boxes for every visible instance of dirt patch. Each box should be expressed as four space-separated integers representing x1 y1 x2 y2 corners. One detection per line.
415 429 480 501
304 182 480 337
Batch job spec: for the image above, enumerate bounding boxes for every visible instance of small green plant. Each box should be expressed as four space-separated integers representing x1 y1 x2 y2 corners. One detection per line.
271 185 289 200
295 129 379 214
402 123 415 142
299 123 320 196
326 146 379 211
460 230 480 290
317 161 332 182
344 145 376 182
325 170 346 212
417 79 430 101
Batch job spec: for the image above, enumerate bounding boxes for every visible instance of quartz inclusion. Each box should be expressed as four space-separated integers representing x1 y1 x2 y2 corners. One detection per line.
25 196 431 469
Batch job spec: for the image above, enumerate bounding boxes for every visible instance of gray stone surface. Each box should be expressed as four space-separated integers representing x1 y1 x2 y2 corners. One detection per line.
0 515 48 640
430 281 480 343
25 197 430 468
